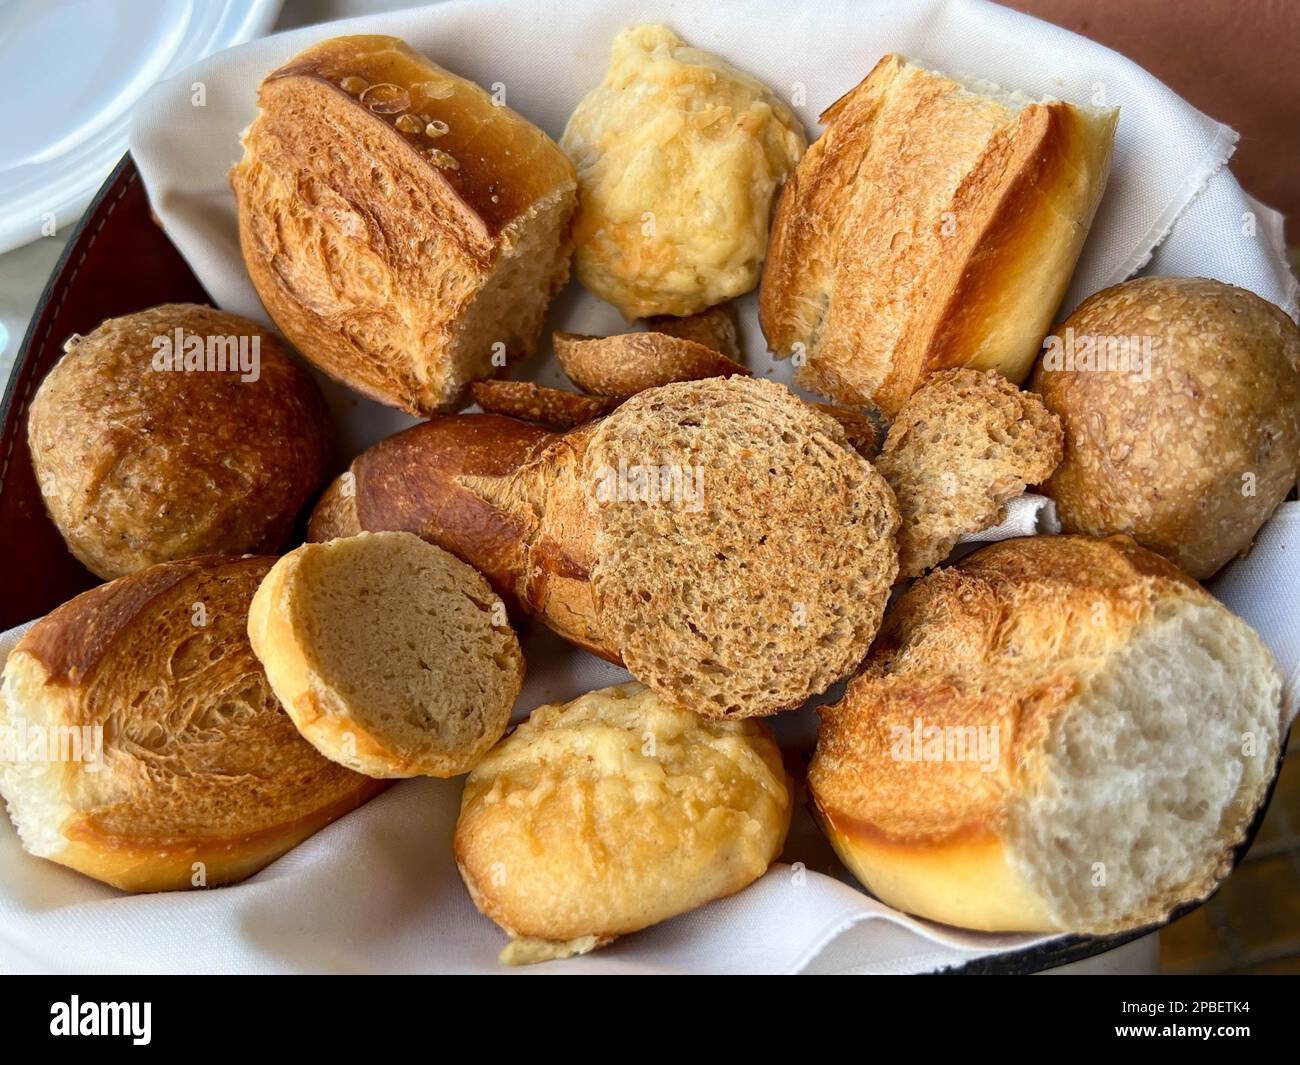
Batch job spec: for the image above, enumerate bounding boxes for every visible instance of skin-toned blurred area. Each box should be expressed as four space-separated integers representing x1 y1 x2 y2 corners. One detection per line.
1009 0 1300 240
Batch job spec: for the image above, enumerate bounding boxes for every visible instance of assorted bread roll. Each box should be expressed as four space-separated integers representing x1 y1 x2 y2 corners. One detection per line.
455 682 791 964
562 25 806 318
7 25 1297 961
877 369 1063 579
247 532 523 778
0 556 384 892
810 536 1282 934
232 35 577 414
1032 277 1300 579
310 376 901 718
27 304 331 580
761 54 1117 416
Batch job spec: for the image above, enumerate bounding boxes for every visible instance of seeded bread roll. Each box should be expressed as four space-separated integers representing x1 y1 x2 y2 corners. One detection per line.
248 532 523 778
1031 277 1300 579
308 378 900 717
810 535 1282 934
27 304 332 580
232 35 577 414
455 682 791 964
877 368 1063 578
0 556 383 892
562 25 806 318
761 54 1117 415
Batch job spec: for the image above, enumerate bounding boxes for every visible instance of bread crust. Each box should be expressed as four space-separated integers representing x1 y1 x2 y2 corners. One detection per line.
554 331 747 398
454 682 791 961
0 556 384 892
27 304 332 580
809 535 1281 933
1032 277 1300 579
232 35 576 414
760 54 1116 414
469 380 618 428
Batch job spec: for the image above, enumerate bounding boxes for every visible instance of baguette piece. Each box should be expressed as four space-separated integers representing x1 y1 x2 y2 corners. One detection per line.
469 380 618 429
877 368 1062 578
232 35 577 414
0 556 384 892
760 54 1117 415
248 532 522 778
809 535 1282 934
456 682 791 963
308 377 900 717
553 330 747 398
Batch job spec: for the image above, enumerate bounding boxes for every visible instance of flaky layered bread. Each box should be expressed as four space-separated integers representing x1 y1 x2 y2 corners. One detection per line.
232 35 577 414
760 55 1117 415
562 25 805 318
0 557 383 892
248 533 522 778
809 535 1282 934
877 369 1062 578
1031 277 1300 579
469 380 617 429
27 304 331 580
455 682 791 964
553 330 747 398
308 378 900 717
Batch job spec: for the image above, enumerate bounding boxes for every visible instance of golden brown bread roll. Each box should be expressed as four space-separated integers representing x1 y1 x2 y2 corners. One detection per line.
248 532 523 779
809 535 1282 934
27 304 332 580
308 378 900 717
1031 277 1300 579
455 682 791 964
760 54 1117 415
562 25 805 318
232 35 577 414
0 556 384 892
552 330 747 398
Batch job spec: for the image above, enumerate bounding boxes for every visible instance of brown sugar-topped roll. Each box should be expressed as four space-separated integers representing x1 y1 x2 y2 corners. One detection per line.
27 303 332 580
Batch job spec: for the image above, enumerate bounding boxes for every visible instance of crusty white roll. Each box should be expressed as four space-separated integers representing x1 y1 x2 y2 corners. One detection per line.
248 532 523 778
232 35 576 414
809 535 1282 934
455 682 791 964
0 556 384 892
1031 276 1300 579
761 54 1117 416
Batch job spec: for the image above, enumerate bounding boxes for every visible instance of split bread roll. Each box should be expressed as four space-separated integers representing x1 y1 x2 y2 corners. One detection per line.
232 35 577 414
28 304 331 580
877 368 1063 578
455 682 791 964
1031 277 1300 579
562 25 806 318
248 532 523 778
809 535 1282 934
0 556 383 892
310 377 900 718
761 54 1117 415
